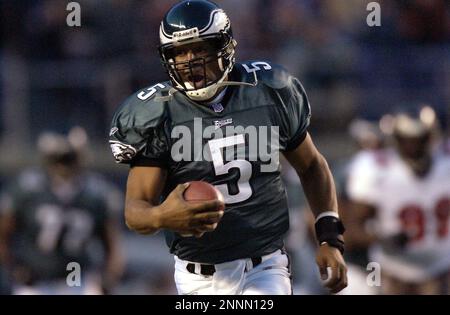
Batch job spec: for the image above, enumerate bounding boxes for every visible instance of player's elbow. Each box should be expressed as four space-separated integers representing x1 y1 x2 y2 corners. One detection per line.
123 215 138 232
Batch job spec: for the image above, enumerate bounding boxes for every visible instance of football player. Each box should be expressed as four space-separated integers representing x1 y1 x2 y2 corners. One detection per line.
110 0 347 295
345 105 450 294
0 129 124 294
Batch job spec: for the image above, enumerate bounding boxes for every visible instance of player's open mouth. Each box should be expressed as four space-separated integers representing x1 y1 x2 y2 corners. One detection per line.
188 74 205 84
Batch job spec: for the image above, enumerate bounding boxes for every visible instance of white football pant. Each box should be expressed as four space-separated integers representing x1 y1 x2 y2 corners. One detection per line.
174 249 292 295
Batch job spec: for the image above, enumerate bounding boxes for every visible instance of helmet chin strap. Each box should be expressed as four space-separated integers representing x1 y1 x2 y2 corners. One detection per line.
193 69 258 100
216 70 259 88
155 68 258 103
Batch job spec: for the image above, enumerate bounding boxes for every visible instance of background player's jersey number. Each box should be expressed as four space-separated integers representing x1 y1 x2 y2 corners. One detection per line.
399 197 450 242
208 135 252 204
36 204 94 254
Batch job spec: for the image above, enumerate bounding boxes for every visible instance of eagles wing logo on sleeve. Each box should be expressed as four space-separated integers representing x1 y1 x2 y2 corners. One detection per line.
109 141 138 163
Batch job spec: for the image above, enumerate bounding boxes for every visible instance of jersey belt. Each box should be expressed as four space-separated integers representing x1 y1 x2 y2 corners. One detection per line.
186 257 262 276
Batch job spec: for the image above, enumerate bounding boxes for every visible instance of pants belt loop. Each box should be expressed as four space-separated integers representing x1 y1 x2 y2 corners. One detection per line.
194 263 201 275
245 259 252 272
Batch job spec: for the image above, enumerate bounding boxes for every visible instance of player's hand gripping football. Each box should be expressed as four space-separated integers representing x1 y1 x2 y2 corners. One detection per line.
316 243 348 294
158 183 225 238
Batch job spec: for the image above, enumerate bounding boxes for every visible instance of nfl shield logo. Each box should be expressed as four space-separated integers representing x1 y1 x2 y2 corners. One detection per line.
211 103 224 113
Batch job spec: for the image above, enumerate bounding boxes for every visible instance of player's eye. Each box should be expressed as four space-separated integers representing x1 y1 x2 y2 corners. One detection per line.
193 47 207 54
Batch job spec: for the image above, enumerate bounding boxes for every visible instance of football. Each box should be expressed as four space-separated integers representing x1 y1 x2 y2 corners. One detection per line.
181 181 225 238
184 181 225 206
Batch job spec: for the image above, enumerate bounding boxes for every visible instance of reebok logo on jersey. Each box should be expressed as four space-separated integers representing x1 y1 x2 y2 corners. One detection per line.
214 118 233 129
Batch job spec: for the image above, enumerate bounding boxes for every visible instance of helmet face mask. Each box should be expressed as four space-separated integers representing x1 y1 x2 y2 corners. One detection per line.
159 33 235 98
158 1 236 102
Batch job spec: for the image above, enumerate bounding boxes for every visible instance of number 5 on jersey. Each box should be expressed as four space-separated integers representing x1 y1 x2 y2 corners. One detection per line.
208 135 252 204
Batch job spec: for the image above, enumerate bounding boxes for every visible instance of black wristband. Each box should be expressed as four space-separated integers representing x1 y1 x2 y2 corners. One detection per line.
315 215 346 255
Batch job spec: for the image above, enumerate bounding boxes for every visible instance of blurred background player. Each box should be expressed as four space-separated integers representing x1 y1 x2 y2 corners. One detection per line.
0 128 124 294
345 105 450 294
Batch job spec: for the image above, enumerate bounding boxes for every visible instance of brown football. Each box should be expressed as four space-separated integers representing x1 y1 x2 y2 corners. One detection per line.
184 181 225 208
181 181 225 238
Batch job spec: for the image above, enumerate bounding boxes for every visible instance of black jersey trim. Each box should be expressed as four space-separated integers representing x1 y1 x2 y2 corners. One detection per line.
284 131 308 152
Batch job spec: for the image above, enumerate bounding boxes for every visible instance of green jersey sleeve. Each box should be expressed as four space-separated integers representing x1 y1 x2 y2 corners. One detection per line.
257 63 312 151
282 76 311 151
109 85 171 168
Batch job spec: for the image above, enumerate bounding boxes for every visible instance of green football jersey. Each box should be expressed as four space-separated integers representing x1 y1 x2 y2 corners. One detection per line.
110 61 311 263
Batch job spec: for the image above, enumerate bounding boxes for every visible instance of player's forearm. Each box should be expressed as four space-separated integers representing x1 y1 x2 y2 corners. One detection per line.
298 153 338 218
297 153 347 256
124 199 163 235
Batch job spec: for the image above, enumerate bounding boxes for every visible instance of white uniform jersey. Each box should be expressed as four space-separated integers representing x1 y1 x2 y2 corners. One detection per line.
346 149 450 282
